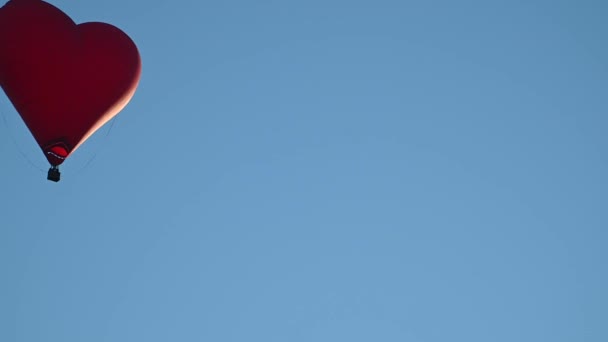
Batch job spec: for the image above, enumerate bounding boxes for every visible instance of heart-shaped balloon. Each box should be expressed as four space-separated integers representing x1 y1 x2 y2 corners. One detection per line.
0 0 141 167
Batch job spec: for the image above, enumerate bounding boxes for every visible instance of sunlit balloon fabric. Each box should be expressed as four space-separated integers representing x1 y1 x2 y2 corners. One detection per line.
0 0 141 167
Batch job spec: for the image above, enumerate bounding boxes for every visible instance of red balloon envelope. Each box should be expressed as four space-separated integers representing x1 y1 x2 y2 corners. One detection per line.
0 0 141 168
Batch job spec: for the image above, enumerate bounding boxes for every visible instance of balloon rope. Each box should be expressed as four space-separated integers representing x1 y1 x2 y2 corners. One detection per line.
0 105 45 172
74 116 118 174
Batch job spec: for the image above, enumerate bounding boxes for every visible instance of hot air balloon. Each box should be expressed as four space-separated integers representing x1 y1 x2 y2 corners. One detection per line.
0 0 141 182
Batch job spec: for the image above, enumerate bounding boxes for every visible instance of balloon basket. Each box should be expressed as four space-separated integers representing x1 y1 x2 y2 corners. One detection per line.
47 167 60 182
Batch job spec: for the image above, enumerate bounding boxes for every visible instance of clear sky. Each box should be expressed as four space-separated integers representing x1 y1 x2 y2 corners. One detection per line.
1 0 607 341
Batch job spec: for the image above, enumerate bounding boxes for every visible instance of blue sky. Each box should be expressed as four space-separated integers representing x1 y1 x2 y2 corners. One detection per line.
1 0 607 341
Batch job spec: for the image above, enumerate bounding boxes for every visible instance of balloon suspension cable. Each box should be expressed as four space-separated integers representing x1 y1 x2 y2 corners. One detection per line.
75 116 118 174
0 103 45 173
